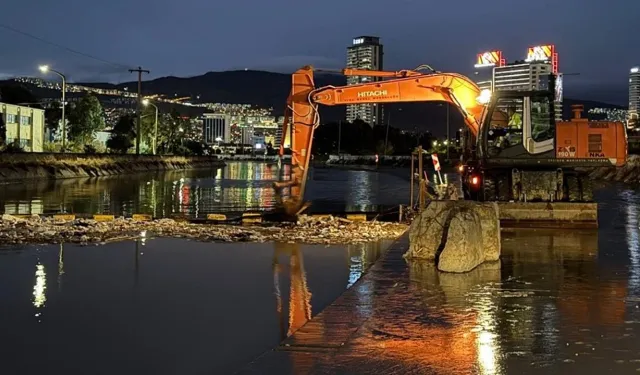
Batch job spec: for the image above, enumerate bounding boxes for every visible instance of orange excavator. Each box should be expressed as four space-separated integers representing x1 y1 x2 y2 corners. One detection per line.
275 65 627 218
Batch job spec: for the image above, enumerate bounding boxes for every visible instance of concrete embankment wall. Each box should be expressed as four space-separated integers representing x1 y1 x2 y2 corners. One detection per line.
583 155 640 183
0 153 225 182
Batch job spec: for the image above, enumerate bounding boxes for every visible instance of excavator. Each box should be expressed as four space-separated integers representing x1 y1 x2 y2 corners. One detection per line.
274 65 628 225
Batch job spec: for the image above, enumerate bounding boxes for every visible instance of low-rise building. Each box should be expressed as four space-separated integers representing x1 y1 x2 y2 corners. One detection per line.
1 102 46 152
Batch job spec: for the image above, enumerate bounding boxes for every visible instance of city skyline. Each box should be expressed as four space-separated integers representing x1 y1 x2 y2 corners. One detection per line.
0 0 638 105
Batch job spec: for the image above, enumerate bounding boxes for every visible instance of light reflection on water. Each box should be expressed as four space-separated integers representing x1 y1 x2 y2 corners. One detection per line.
247 184 640 374
0 238 387 374
4 168 640 372
0 162 412 218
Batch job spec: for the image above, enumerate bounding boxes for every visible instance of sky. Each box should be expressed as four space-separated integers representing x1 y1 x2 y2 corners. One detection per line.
1 0 639 104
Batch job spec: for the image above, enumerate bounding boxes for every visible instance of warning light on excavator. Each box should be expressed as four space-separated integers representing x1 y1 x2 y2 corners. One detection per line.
476 89 491 105
471 176 479 185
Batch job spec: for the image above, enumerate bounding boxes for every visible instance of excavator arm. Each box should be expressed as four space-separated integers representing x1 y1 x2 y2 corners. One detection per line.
275 65 486 216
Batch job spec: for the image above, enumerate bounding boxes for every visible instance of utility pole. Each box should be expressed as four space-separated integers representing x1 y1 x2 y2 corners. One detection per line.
129 66 150 155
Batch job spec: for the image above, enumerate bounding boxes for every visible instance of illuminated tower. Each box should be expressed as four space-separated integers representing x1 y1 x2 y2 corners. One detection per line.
346 36 384 127
629 66 640 129
473 50 506 91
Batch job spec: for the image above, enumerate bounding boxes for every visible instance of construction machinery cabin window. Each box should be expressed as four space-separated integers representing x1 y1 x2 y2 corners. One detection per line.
588 134 603 152
531 96 555 142
488 98 524 149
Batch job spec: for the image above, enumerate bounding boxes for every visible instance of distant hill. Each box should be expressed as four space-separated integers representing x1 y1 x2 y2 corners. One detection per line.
78 70 346 112
4 70 627 135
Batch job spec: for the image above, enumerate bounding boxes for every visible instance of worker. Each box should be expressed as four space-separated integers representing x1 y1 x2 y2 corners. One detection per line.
507 106 522 128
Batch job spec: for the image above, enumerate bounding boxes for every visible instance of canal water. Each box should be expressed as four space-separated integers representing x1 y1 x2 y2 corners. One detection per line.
0 239 389 375
0 162 418 217
2 163 640 373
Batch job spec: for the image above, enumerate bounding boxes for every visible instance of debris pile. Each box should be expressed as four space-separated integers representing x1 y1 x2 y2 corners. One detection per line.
0 214 407 246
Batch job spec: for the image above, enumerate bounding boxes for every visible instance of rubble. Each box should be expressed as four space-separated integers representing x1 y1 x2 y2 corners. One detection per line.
0 214 408 246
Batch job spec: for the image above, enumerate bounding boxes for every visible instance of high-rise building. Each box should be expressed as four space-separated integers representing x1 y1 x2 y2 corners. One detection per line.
492 45 562 121
473 50 505 91
346 36 384 127
202 113 231 144
493 62 562 121
629 66 640 128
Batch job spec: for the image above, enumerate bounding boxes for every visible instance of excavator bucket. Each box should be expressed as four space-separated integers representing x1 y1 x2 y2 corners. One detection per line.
497 202 598 229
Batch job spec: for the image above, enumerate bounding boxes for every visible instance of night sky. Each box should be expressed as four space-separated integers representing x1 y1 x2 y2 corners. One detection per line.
1 0 638 104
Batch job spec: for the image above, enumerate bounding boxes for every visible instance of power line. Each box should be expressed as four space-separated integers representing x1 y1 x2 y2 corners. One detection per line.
0 23 132 70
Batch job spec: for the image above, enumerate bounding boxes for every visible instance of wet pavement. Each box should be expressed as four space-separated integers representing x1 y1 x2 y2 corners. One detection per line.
238 184 640 374
0 238 390 375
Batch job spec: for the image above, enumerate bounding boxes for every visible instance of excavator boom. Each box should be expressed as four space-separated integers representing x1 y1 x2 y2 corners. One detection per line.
274 65 486 215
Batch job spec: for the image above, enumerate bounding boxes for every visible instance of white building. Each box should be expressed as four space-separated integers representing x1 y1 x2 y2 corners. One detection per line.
346 36 384 127
202 113 231 144
629 66 640 128
493 61 563 121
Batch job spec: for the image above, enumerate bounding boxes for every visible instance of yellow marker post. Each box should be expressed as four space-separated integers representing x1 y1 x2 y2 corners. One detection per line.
53 214 76 221
242 212 262 224
207 214 227 221
132 214 152 222
11 214 33 220
346 214 367 222
93 214 115 222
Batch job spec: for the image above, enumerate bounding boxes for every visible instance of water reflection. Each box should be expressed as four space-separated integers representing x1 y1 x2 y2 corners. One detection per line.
57 244 64 292
272 243 312 339
624 190 640 293
332 225 640 374
346 242 383 288
6 237 387 374
0 162 409 218
33 263 47 311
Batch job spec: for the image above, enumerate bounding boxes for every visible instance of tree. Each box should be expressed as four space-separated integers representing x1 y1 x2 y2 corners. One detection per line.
376 140 394 155
44 101 63 137
139 104 157 152
67 94 105 146
157 108 190 154
107 115 135 153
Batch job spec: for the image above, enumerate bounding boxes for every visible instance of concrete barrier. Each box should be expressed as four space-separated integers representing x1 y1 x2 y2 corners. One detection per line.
497 202 598 228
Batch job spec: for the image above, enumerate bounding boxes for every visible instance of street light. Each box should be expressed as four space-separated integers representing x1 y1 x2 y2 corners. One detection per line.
39 65 66 150
142 99 158 155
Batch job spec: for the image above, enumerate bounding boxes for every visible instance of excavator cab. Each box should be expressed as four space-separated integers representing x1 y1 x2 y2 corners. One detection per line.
480 89 556 162
464 75 627 203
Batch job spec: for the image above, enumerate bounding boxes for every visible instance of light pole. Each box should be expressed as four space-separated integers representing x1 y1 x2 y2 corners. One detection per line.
39 65 66 151
142 99 158 155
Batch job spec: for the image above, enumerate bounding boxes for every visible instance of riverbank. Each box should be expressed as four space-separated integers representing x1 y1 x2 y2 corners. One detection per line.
0 214 407 246
582 154 640 183
0 153 225 181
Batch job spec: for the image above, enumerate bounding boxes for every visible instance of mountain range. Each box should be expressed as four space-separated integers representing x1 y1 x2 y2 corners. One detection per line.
8 70 628 135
